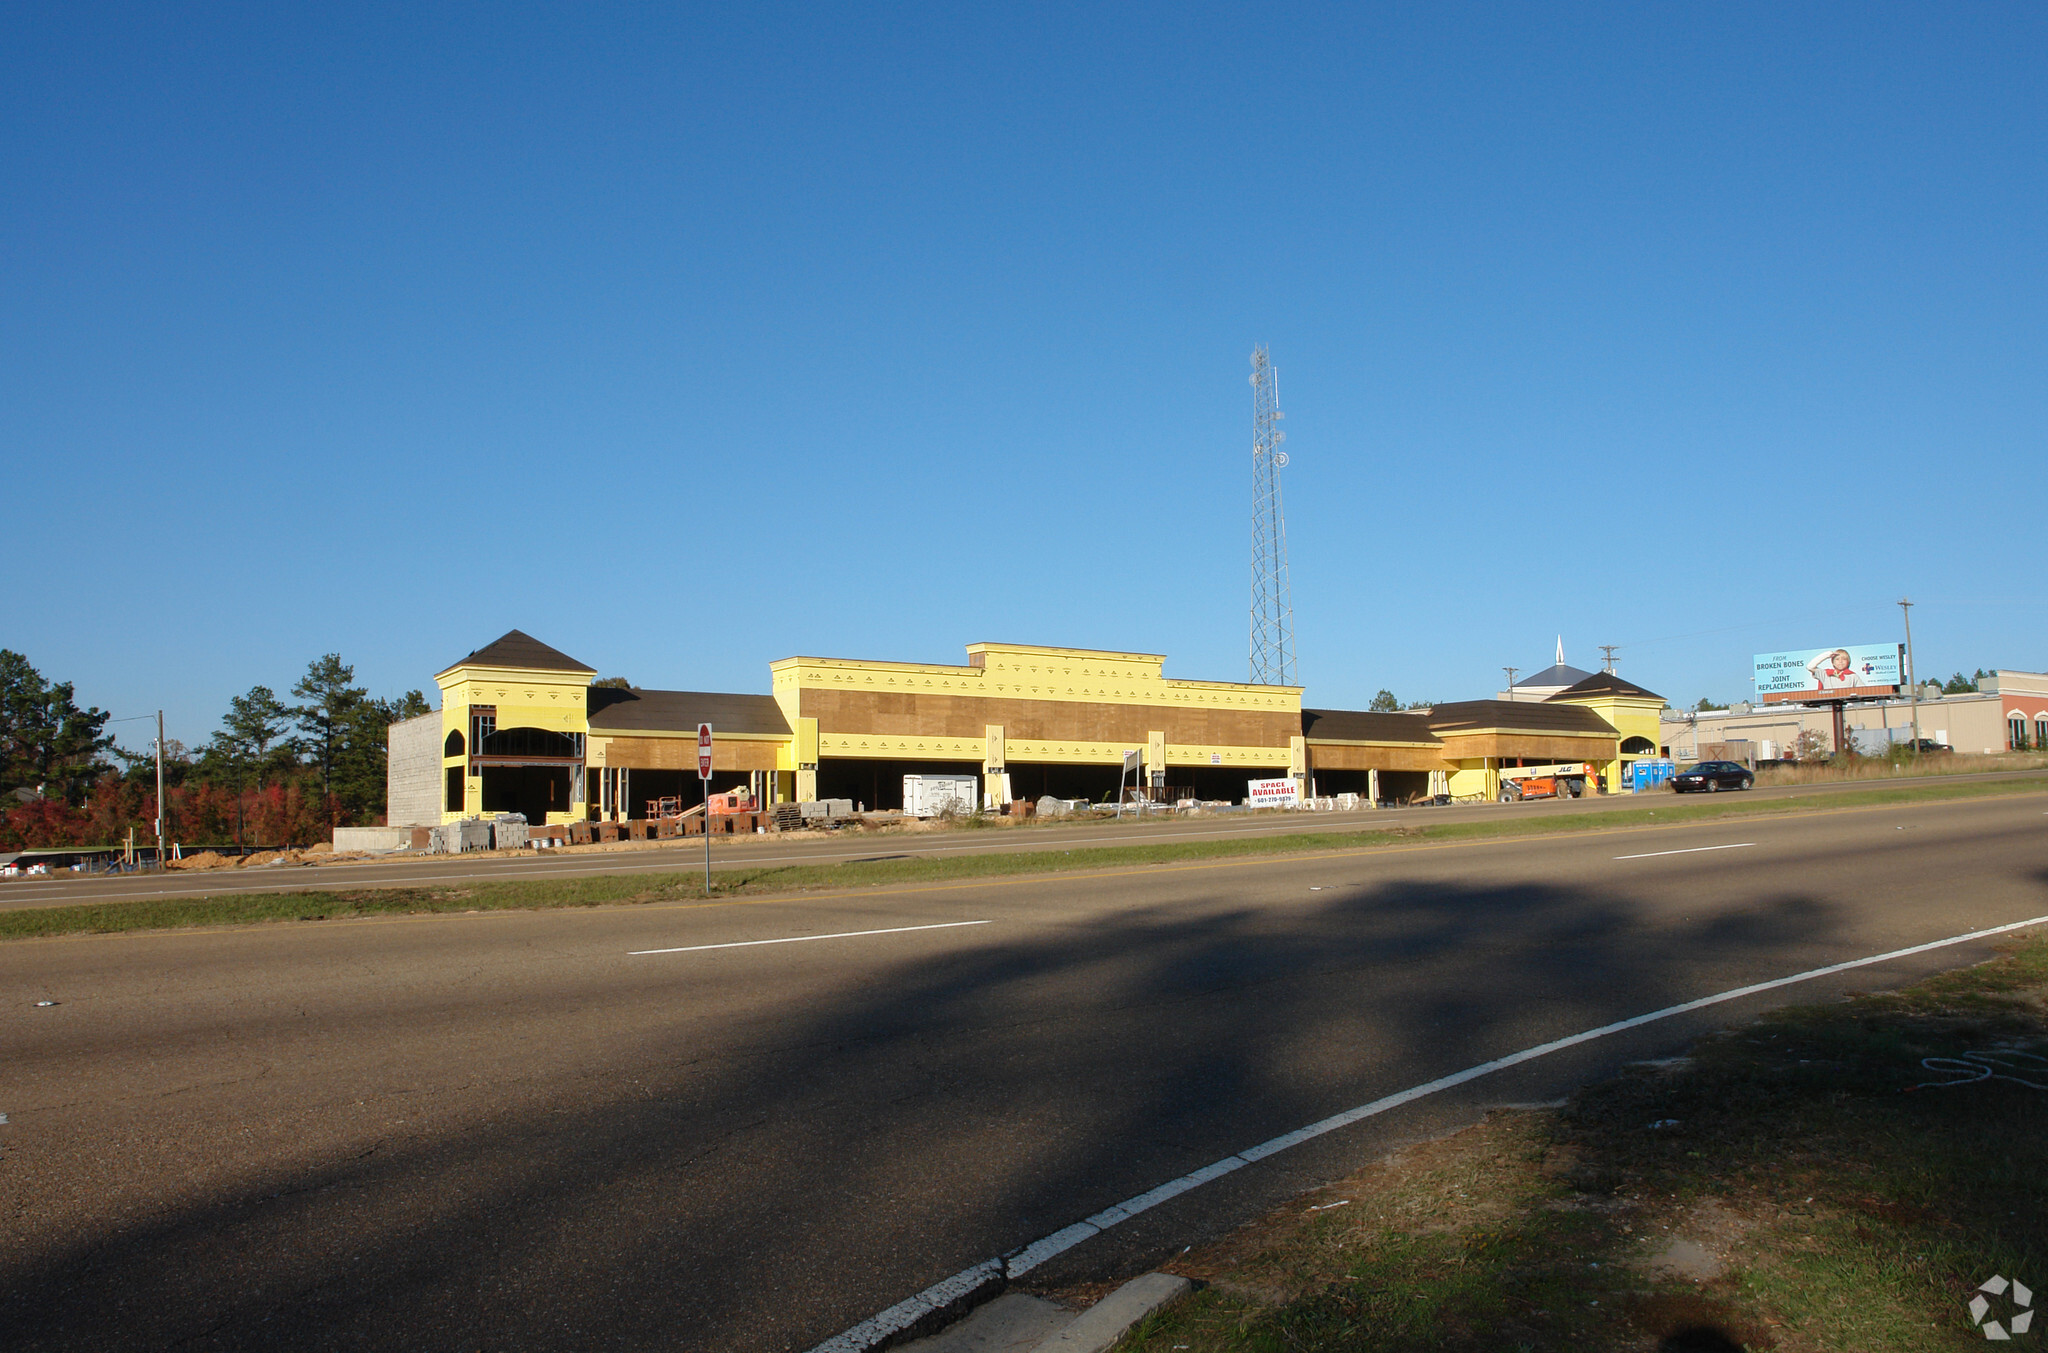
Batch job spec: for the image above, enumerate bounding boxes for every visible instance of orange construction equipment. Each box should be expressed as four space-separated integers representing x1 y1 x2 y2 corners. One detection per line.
1497 762 1592 803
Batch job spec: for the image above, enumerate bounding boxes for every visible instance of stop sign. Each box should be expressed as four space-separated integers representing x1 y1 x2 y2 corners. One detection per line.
697 723 713 780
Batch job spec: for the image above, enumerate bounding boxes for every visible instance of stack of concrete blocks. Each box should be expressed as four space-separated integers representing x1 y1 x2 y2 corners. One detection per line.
430 820 493 853
385 711 443 827
797 799 856 822
491 815 529 850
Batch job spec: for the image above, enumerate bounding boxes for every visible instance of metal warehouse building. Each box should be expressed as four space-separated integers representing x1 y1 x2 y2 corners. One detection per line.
388 630 1663 825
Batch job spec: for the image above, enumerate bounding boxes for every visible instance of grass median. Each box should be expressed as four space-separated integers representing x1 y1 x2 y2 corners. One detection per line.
4 772 2045 942
1113 931 2048 1353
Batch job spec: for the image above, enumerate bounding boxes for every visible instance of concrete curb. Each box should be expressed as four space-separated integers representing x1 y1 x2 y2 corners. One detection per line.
1028 1273 1192 1352
809 1261 1007 1353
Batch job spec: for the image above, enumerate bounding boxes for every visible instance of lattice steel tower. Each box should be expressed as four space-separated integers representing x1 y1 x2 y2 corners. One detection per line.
1248 346 1296 686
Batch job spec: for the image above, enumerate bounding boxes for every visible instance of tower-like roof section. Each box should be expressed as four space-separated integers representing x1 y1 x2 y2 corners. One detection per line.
1511 661 1597 691
1551 672 1664 703
439 629 595 678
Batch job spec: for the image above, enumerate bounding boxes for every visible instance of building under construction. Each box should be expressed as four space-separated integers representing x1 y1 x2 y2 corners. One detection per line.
387 353 1674 825
387 630 1666 825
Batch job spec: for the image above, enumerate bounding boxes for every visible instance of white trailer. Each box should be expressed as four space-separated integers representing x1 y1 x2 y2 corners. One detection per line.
902 774 981 818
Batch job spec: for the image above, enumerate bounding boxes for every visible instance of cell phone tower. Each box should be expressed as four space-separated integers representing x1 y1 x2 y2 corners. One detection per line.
1248 346 1296 686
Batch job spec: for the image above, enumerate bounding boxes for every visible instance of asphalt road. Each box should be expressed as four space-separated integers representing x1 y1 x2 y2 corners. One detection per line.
3 788 2046 1351
3 767 2042 913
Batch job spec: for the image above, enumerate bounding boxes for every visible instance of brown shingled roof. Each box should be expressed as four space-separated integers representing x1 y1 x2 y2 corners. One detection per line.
1300 708 1443 745
587 687 791 737
1550 672 1665 703
440 629 595 676
1421 700 1619 736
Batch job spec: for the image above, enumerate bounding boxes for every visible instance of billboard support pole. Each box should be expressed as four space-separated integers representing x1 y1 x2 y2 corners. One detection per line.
1899 599 1920 752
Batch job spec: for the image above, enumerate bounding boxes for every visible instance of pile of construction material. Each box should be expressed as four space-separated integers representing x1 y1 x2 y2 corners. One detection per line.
421 814 537 853
770 799 857 831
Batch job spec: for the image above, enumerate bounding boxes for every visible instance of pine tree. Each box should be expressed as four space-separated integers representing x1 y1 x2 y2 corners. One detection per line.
291 655 369 812
0 650 114 802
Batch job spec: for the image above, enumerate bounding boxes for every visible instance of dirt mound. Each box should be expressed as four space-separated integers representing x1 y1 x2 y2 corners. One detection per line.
167 850 231 871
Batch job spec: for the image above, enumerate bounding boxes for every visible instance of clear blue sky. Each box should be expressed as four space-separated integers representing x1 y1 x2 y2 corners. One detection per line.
7 4 2044 749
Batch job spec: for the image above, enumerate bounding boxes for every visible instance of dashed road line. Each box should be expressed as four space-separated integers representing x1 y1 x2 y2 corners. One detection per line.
1613 842 1756 861
629 920 990 956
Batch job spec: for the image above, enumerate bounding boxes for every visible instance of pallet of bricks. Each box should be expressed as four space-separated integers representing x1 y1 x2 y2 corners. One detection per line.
770 799 855 831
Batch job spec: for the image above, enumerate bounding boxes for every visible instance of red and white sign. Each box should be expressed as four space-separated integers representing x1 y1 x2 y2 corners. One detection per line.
697 723 713 780
1247 777 1300 809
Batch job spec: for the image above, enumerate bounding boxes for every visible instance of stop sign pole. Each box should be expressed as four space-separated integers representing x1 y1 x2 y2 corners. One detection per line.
698 723 714 894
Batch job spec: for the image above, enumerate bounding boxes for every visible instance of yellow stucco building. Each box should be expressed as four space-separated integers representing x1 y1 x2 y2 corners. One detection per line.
1546 672 1667 792
435 631 595 824
399 629 1662 824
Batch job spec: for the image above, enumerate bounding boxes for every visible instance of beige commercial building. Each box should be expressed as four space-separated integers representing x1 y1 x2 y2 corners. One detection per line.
1661 669 2048 760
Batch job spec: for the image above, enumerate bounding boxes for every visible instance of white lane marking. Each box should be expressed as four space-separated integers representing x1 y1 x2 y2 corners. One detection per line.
629 920 990 956
1613 843 1756 861
806 910 2048 1353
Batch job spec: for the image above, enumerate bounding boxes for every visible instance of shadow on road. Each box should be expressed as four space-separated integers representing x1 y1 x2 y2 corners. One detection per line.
0 867 1899 1351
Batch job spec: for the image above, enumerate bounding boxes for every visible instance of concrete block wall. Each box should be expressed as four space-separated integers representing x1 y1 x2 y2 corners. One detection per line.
387 710 442 826
334 826 414 852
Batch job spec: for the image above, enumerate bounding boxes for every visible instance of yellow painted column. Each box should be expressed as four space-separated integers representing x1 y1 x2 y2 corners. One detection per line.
984 724 1007 807
795 717 819 802
1146 730 1166 793
1289 735 1307 791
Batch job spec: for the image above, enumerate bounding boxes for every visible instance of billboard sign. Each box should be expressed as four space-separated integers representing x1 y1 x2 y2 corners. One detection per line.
1753 644 1901 703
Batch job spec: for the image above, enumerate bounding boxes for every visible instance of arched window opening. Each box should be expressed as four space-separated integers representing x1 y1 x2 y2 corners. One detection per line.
479 726 581 759
445 729 466 758
2011 715 2029 751
1619 736 1657 755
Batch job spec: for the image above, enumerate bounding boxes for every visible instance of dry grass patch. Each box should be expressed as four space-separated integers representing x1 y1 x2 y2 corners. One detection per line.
1114 935 2048 1352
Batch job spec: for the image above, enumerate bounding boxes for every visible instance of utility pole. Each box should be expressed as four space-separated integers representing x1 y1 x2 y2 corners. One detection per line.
1599 645 1620 674
1899 598 1920 752
1502 667 1519 700
154 710 166 870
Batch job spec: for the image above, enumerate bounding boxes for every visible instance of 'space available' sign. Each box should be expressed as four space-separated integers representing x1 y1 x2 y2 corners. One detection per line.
1752 644 1902 703
1247 777 1300 808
